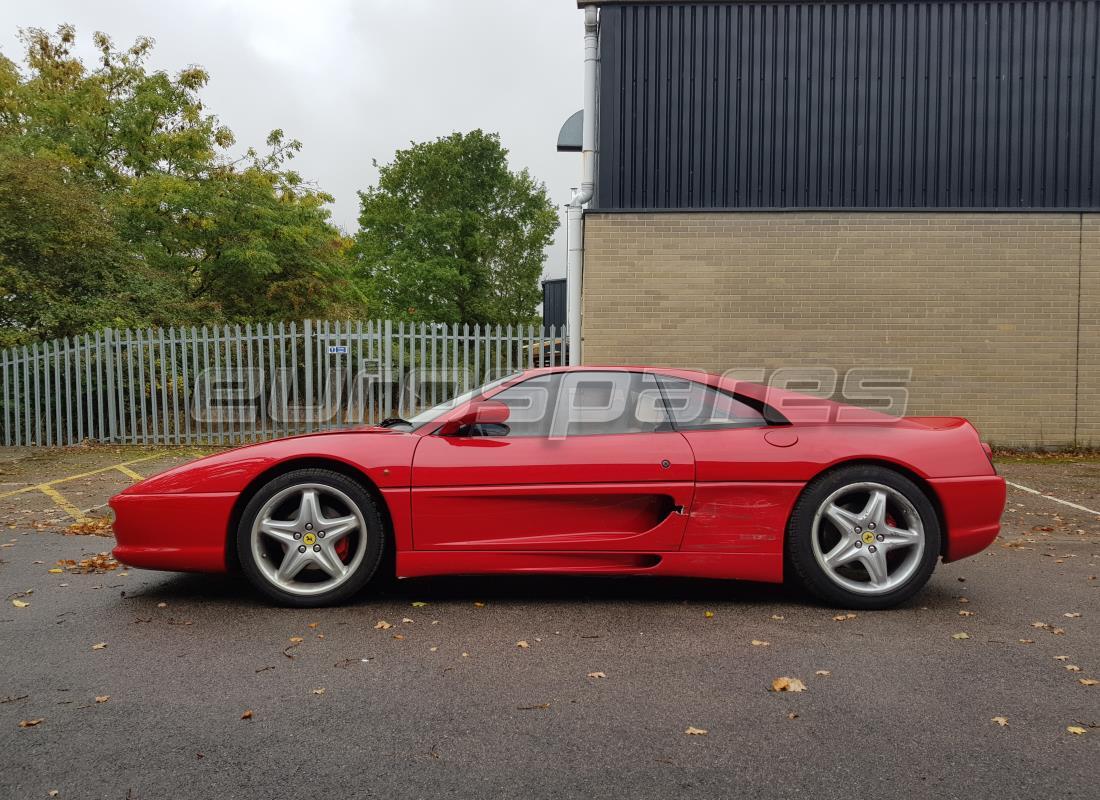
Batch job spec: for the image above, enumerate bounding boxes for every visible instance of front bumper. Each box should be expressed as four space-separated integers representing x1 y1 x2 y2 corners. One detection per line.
110 492 238 573
928 475 1007 562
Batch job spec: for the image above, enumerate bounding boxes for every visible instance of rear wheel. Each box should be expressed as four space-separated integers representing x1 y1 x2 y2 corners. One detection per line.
786 465 941 609
236 469 384 607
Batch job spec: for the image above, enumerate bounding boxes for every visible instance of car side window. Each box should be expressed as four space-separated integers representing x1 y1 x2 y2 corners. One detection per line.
550 371 669 437
483 371 671 438
655 375 767 431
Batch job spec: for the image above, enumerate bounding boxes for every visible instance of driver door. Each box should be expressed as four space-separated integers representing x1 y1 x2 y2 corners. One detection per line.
410 371 695 551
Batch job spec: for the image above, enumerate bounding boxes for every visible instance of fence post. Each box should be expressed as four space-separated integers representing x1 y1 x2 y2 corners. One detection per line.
303 319 313 433
382 320 392 419
103 328 118 443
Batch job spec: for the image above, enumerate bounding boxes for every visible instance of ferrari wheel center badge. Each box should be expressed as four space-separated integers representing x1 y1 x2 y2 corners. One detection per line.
303 532 317 547
861 531 875 545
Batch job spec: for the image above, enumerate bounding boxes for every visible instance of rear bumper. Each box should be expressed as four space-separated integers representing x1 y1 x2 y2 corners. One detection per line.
110 492 237 573
928 475 1006 562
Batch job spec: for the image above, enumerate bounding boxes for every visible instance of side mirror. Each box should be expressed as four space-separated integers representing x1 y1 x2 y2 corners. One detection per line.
437 400 510 436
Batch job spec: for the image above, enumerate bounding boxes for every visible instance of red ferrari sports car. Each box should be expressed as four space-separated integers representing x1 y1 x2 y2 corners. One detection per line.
110 366 1006 609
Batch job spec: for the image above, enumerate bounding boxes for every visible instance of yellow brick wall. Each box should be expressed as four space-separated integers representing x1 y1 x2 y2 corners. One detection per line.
581 212 1096 447
1079 215 1100 446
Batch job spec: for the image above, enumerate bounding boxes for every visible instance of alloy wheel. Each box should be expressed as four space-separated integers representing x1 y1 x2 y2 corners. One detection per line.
249 483 368 597
809 481 926 596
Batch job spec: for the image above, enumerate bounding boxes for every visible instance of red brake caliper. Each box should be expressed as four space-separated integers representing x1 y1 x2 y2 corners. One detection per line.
335 538 350 561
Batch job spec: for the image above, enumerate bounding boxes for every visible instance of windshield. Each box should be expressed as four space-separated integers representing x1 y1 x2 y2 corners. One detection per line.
405 372 524 431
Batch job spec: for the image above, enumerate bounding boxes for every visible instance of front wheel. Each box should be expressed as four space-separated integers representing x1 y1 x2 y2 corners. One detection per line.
236 469 385 607
785 465 941 609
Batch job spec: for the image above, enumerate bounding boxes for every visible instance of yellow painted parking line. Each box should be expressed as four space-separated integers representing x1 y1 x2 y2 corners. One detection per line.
115 464 144 482
38 485 88 524
0 453 169 499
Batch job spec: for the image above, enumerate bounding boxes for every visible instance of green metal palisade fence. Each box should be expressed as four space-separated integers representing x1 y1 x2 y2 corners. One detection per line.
0 320 565 447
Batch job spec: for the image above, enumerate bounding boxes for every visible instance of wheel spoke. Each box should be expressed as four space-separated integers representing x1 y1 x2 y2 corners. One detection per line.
259 518 299 545
859 548 889 587
312 544 347 579
321 515 359 544
860 489 888 528
824 503 859 535
824 543 862 569
297 489 324 528
880 524 921 551
276 547 309 582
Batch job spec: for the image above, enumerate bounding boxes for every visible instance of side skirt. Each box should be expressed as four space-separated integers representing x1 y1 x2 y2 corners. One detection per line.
396 550 783 584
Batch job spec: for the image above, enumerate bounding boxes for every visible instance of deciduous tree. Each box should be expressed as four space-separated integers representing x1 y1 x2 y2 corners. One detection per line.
354 130 558 326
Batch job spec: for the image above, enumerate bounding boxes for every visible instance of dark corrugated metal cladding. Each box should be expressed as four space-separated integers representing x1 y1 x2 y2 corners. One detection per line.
595 1 1100 210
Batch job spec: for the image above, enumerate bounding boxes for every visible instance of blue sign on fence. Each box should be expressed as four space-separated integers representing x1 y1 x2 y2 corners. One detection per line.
327 345 348 355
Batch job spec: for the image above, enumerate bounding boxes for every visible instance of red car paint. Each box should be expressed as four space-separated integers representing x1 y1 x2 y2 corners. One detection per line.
109 367 1006 586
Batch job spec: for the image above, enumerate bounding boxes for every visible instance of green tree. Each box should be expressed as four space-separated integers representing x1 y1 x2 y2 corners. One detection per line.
0 146 177 347
0 25 353 344
354 130 558 325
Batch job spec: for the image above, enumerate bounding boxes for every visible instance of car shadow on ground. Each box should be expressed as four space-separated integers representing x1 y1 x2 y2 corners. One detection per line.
124 569 961 612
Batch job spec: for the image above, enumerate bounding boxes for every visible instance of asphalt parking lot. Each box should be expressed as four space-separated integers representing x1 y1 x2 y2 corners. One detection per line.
1 447 1097 799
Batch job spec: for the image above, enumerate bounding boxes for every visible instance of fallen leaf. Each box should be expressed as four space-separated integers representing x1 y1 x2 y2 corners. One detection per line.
704 611 714 618
958 610 975 617
58 553 119 573
770 614 785 621
833 613 857 621
685 726 708 735
156 602 167 608
373 621 392 630
47 568 63 574
94 695 110 704
307 622 319 629
992 716 1009 727
48 791 59 797
1066 665 1082 672
240 710 253 720
516 640 530 648
770 677 807 693
461 652 469 658
288 636 304 644
1078 679 1098 686
1064 612 1082 618
952 632 970 640
1018 639 1035 644
64 517 113 536
429 646 438 652
392 634 405 640
11 598 28 608
473 602 485 608
1031 622 1049 629
411 601 428 607
751 640 770 647
786 712 799 720
402 618 414 624
958 597 970 603
91 642 107 650
1067 726 1087 735
587 671 607 679
815 670 831 676
1054 655 1069 661
18 718 43 728
1052 628 1066 635
311 688 325 695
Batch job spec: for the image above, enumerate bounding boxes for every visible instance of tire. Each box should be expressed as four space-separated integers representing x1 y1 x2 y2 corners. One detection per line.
236 468 385 607
785 464 941 610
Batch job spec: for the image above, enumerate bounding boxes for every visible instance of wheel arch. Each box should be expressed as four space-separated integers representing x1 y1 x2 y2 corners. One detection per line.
794 458 948 556
224 456 395 573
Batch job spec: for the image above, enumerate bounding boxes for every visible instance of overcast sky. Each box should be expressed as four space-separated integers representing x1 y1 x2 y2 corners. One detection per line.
0 0 585 279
